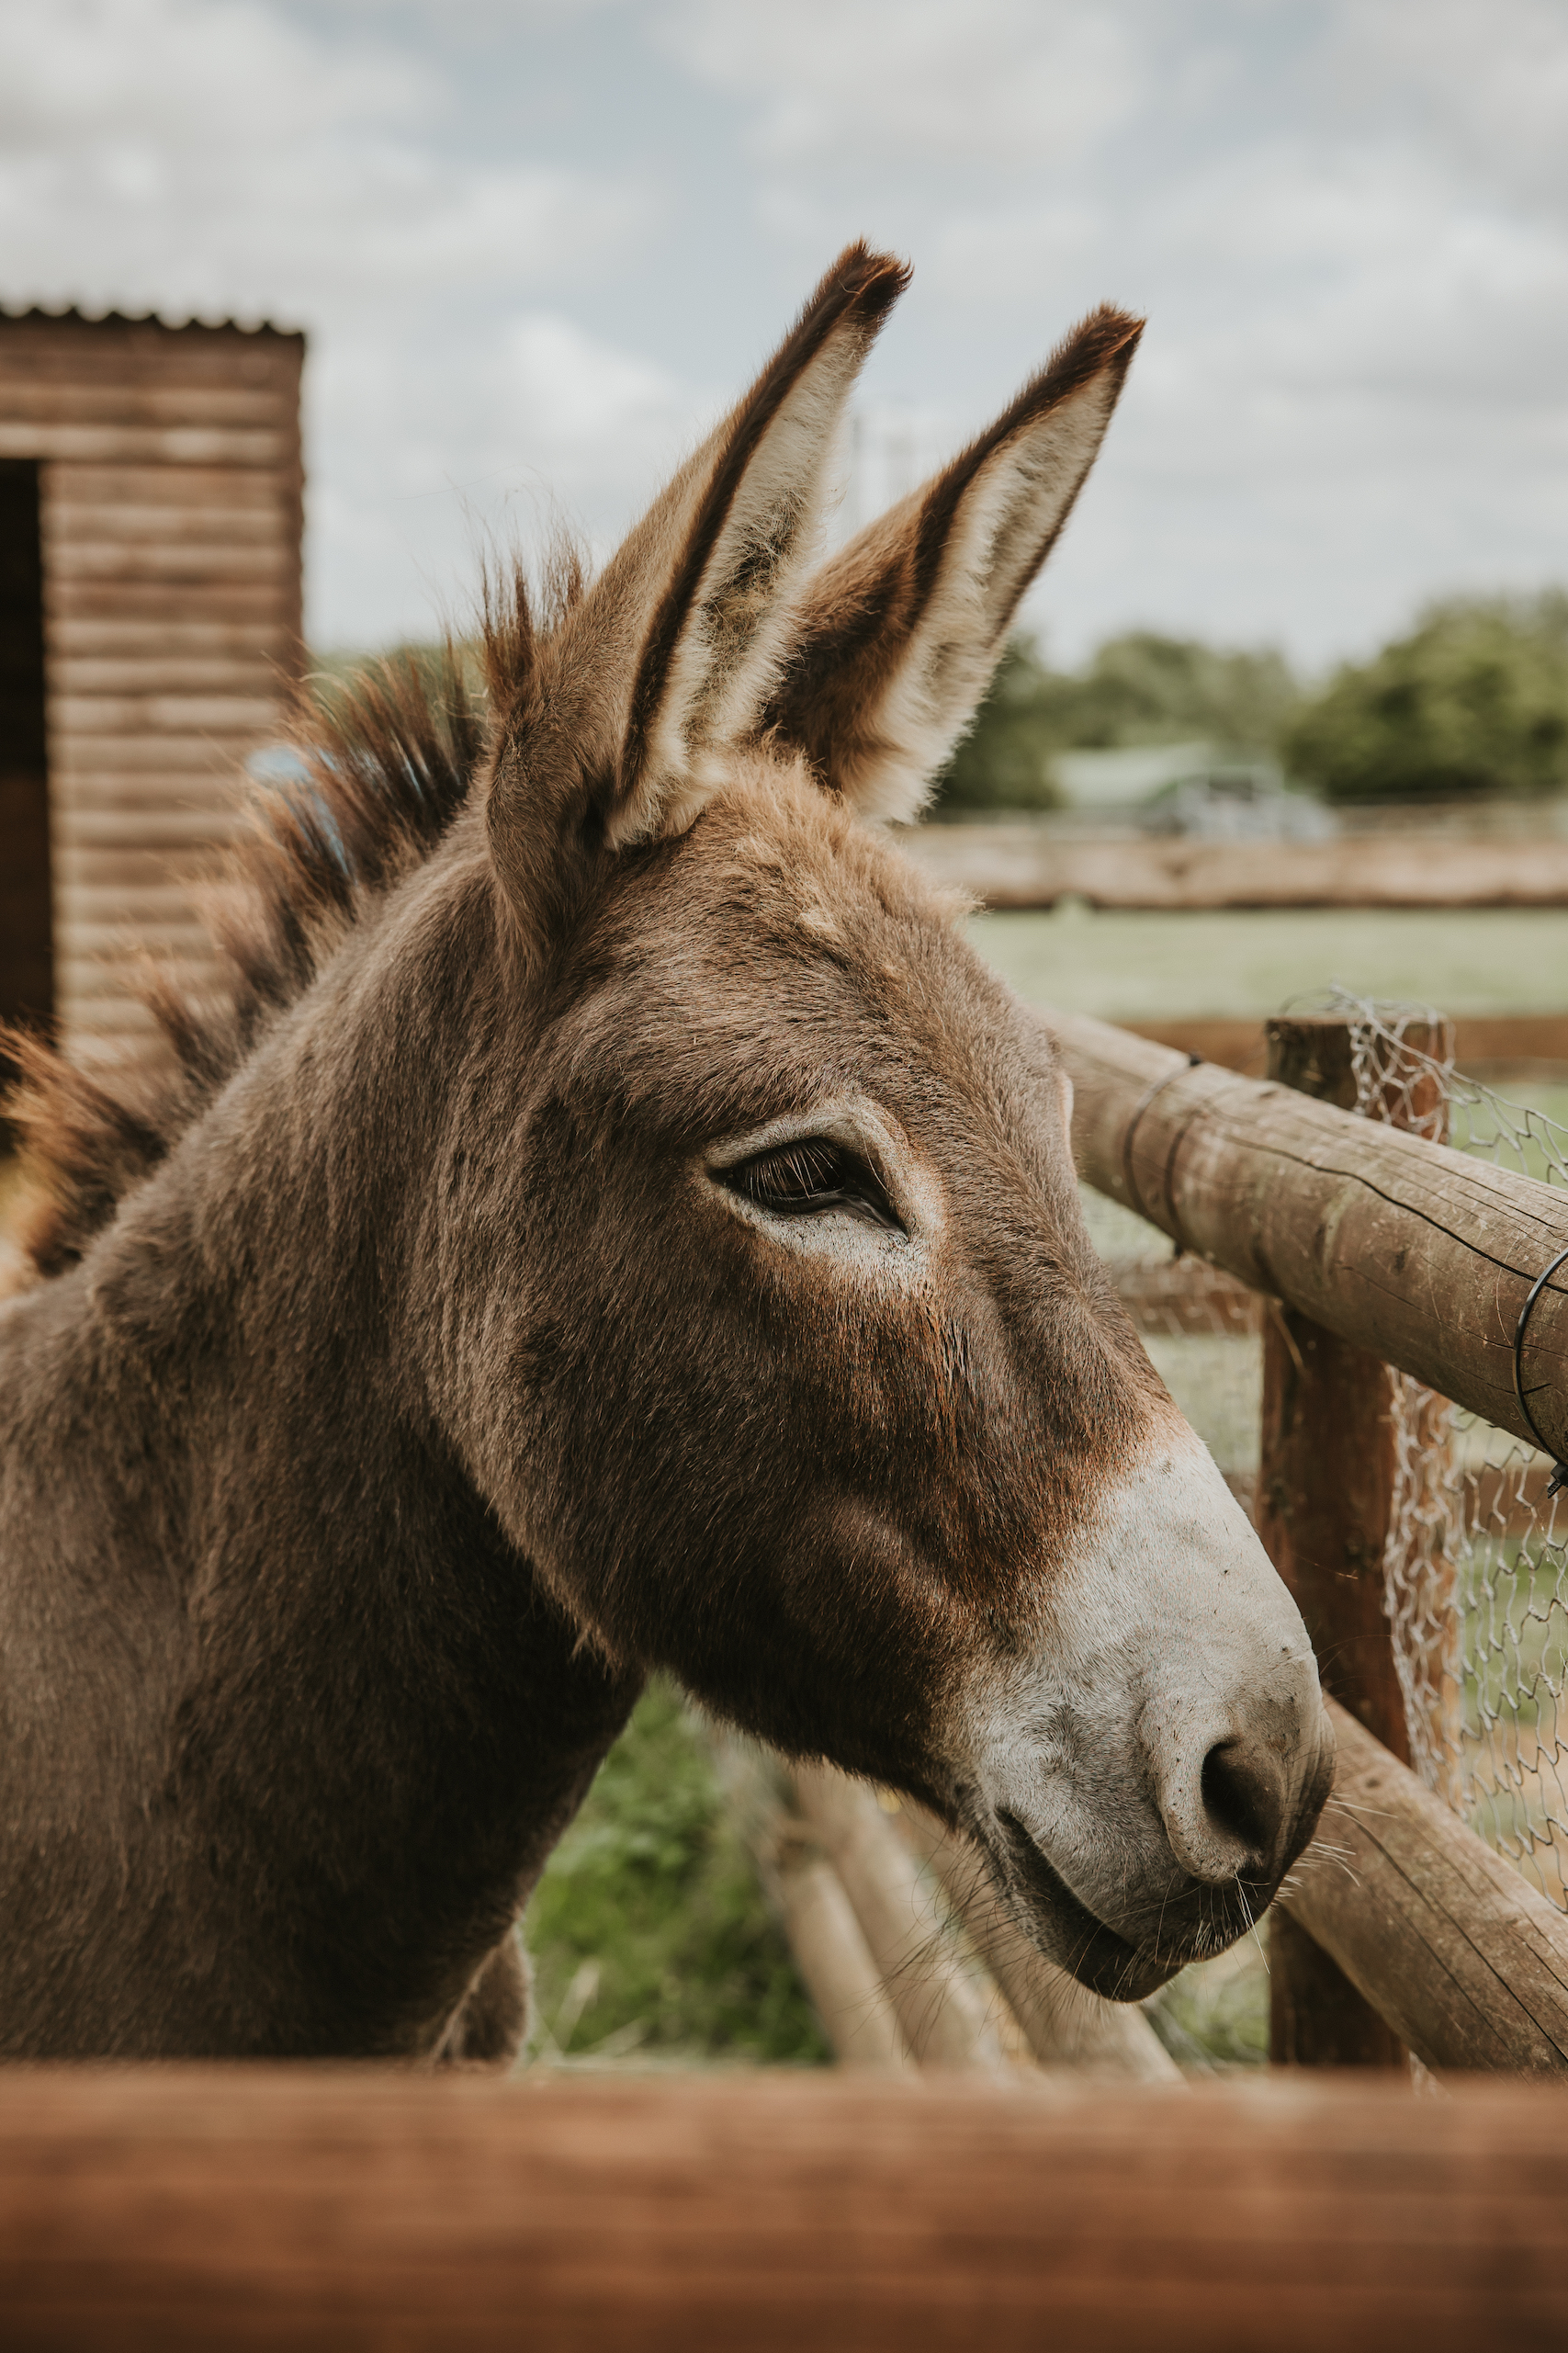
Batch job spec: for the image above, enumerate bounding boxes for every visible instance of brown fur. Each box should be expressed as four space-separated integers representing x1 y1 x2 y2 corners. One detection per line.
0 249 1324 2060
762 304 1143 806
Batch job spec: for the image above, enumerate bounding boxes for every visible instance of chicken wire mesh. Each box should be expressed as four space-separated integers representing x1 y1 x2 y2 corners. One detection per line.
1084 990 1568 1912
1343 990 1568 1908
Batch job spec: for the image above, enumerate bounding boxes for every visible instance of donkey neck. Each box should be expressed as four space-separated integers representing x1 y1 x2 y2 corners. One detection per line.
2 831 637 2053
85 834 504 1605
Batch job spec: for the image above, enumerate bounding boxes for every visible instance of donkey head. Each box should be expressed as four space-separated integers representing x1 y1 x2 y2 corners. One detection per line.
456 246 1332 1998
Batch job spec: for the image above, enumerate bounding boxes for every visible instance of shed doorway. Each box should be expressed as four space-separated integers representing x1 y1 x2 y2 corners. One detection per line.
0 457 51 1035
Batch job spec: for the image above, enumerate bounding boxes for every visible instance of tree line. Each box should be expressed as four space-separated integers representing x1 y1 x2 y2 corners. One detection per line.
936 590 1568 813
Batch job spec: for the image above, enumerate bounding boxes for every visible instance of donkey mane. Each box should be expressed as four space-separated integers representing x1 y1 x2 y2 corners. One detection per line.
5 560 581 1282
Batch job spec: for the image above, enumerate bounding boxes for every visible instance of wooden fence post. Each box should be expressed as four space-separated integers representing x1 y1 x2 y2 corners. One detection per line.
1258 1012 1453 2070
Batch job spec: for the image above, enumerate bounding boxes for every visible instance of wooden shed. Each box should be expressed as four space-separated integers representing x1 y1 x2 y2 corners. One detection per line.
0 307 304 1064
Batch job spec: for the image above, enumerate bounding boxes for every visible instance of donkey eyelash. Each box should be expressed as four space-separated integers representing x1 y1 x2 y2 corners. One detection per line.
723 1137 905 1232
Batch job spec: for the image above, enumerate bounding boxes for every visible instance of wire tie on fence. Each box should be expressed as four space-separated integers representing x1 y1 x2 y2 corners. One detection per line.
1268 1296 1308 1381
1122 1052 1203 1238
1511 1239 1568 1496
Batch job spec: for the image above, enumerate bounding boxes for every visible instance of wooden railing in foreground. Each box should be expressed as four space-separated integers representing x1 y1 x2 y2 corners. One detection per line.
1049 1006 1568 2075
3 2068 1566 2349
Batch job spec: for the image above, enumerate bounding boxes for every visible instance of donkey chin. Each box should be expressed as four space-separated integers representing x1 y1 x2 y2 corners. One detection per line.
961 1431 1336 2003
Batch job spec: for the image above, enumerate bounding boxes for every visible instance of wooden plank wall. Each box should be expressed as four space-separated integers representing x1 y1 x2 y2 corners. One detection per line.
0 309 304 1060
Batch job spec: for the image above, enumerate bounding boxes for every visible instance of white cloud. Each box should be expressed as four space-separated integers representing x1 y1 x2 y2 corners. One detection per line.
0 0 679 642
660 0 1141 171
1330 0 1568 204
4 0 1566 665
926 203 1104 308
504 314 691 451
0 0 642 320
301 304 713 645
0 0 415 153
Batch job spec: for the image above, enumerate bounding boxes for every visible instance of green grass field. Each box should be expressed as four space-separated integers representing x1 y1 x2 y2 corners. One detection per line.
525 1682 829 2070
970 905 1568 1023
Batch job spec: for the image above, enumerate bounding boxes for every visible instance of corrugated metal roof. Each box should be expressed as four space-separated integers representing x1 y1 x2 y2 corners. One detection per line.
0 301 303 343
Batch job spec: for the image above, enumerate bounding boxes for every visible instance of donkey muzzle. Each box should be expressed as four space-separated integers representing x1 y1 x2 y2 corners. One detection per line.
966 1431 1335 1997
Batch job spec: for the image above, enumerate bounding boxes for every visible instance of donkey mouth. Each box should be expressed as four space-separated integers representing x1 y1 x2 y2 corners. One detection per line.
993 1809 1256 2003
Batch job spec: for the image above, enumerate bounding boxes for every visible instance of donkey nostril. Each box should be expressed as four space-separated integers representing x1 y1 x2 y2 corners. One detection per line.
1200 1735 1285 1865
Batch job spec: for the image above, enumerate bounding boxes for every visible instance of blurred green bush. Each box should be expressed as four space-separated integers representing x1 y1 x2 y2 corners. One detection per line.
1284 593 1568 804
932 595 1568 813
932 629 1299 814
524 1680 829 2067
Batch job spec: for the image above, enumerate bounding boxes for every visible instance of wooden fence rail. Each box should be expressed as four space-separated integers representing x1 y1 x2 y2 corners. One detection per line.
1291 1699 1568 2074
788 1764 1178 2080
2 2068 1566 2350
770 1705 1568 2083
722 1742 1178 2081
1123 1012 1568 1076
899 825 1568 910
1048 1008 1568 1456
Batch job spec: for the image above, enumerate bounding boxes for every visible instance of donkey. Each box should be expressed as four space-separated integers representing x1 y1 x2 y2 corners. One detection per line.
0 246 1332 2061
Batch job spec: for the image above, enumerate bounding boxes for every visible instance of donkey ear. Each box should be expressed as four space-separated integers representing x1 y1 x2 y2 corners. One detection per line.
486 242 908 913
761 304 1143 823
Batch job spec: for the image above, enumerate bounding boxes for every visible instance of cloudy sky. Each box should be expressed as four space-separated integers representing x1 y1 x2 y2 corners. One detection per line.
5 0 1564 667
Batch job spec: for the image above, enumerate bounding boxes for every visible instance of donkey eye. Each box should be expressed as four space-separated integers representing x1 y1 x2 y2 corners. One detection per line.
724 1137 904 1232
